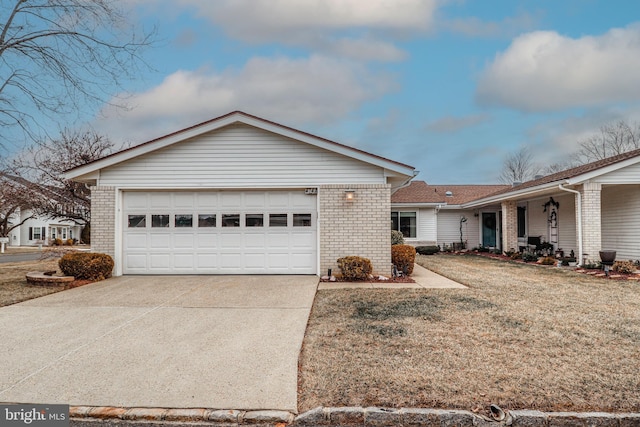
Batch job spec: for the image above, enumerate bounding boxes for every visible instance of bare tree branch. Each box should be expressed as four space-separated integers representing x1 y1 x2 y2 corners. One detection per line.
498 147 541 184
0 0 155 147
572 120 640 164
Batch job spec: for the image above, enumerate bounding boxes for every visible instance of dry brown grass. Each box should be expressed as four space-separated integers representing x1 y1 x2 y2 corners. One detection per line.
298 254 640 413
0 259 65 306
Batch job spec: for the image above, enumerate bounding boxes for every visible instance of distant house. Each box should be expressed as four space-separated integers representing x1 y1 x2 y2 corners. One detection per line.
394 148 640 264
1 173 83 247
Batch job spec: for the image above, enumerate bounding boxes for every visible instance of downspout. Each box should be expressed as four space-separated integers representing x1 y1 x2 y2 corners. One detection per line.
558 183 583 265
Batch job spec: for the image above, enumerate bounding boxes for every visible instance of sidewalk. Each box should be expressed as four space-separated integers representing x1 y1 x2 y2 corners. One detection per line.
318 263 467 290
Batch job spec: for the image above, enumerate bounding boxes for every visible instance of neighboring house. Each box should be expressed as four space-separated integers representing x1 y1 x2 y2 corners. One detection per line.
63 111 416 276
391 181 509 249
0 173 83 247
394 148 640 264
8 207 82 247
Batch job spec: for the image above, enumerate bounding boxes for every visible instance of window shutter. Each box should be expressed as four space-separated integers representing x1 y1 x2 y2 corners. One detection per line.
42 227 46 239
29 227 33 240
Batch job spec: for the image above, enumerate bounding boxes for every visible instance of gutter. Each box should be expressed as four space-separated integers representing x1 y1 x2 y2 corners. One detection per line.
558 183 583 265
390 170 420 194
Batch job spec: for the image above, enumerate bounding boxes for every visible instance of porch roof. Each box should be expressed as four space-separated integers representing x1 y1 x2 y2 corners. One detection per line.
391 181 509 205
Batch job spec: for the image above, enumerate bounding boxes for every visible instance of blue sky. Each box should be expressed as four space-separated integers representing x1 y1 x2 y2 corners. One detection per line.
78 1 640 183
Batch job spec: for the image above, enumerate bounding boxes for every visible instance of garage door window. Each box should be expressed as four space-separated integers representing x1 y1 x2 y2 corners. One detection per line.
222 214 240 227
246 213 264 227
198 214 216 227
269 214 288 227
175 214 193 228
128 215 146 228
293 213 312 226
152 214 170 227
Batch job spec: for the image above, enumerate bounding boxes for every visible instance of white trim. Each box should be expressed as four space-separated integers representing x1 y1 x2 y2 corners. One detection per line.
64 112 415 182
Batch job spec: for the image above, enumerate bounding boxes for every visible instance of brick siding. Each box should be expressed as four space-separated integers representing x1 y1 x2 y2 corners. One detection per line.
90 186 116 259
580 182 602 263
501 200 518 252
319 184 391 276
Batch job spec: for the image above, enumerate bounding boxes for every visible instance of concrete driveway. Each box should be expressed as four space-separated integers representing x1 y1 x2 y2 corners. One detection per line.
0 275 318 412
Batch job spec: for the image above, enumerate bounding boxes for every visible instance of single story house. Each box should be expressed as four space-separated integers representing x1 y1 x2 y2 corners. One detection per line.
63 111 416 276
64 111 640 276
393 149 640 264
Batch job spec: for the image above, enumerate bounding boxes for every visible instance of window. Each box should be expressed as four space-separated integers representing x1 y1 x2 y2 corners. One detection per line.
391 211 416 238
128 215 146 228
246 214 264 227
517 207 526 238
175 214 193 228
152 214 170 228
32 227 41 240
198 214 216 227
269 214 288 227
222 214 240 227
293 213 311 227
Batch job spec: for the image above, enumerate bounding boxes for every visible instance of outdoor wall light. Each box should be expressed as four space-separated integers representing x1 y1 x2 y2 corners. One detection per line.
345 189 356 201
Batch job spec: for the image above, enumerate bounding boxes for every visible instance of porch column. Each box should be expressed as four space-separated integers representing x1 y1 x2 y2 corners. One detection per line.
580 182 602 263
501 200 518 253
90 185 116 259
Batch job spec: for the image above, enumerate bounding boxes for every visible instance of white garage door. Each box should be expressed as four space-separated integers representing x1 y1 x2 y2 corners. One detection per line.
122 190 317 274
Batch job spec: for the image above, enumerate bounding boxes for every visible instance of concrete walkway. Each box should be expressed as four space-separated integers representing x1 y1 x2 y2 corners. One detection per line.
318 263 466 289
0 275 318 412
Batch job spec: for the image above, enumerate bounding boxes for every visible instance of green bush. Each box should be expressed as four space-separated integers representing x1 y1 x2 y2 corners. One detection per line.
391 244 416 275
415 245 440 255
521 253 538 263
59 252 114 281
613 260 636 274
391 230 404 245
337 256 373 281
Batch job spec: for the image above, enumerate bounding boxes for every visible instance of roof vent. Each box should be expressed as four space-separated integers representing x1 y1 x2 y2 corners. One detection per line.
512 181 522 187
534 175 543 180
445 191 453 197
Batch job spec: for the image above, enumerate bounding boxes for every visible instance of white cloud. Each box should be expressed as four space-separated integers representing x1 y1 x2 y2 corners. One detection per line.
93 55 396 144
426 113 491 133
476 25 640 111
442 12 538 38
170 0 437 61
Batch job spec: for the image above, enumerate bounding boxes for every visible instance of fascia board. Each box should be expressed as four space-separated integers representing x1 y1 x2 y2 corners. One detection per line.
461 182 563 208
64 112 415 180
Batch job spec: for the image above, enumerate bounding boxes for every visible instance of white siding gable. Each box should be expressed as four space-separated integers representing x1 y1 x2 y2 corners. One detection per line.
99 124 385 188
593 161 640 184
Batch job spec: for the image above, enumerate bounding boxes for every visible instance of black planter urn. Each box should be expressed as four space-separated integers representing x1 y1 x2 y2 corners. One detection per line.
599 250 617 265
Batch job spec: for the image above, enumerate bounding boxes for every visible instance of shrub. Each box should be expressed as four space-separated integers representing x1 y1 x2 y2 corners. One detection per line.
337 256 373 281
521 253 539 263
391 244 416 275
59 252 114 280
415 245 440 255
510 252 522 260
391 230 404 245
65 238 74 246
613 260 636 274
539 256 557 266
52 238 63 246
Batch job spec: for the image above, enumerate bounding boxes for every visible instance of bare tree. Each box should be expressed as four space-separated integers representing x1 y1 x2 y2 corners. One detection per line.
0 173 39 237
572 120 640 164
0 0 154 146
498 147 541 184
11 130 115 242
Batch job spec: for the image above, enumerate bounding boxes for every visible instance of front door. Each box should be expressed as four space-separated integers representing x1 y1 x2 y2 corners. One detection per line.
482 212 497 248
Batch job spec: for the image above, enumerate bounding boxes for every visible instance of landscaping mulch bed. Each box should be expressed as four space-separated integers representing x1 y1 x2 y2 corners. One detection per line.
298 254 640 414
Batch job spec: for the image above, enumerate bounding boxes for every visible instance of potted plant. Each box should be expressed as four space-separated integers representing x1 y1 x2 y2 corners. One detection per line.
567 250 577 267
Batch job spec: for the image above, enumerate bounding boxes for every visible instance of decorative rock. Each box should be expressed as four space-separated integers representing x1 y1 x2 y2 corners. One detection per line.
329 276 337 282
328 407 365 425
321 275 330 281
122 407 167 421
294 407 329 426
206 409 243 423
243 410 294 424
400 408 440 427
164 408 208 421
378 276 389 281
365 407 400 426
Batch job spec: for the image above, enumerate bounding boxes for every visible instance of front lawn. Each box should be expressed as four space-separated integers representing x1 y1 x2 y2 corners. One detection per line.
0 259 64 306
298 254 640 413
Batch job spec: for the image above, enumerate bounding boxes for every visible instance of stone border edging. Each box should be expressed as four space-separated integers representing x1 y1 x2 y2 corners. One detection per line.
69 406 640 426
